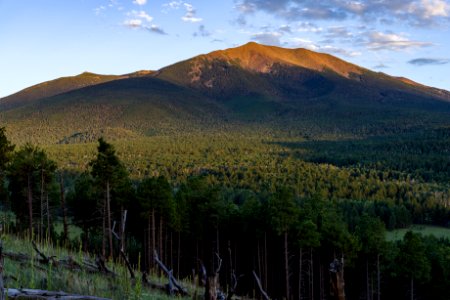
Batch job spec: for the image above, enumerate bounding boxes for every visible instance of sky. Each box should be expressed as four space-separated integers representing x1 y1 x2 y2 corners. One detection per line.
0 0 449 97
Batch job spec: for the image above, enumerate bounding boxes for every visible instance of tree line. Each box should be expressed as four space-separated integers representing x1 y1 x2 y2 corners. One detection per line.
1 127 450 300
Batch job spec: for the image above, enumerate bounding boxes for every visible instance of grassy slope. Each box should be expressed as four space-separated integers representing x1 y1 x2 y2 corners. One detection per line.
1 233 192 300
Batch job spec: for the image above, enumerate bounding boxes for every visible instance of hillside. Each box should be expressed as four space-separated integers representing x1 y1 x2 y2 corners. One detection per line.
1 42 450 144
0 70 153 110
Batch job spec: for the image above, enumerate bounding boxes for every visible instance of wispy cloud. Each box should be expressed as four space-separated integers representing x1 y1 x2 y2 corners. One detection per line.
251 32 283 46
234 0 450 26
408 58 450 65
289 37 361 57
162 1 203 23
182 3 203 23
366 32 432 51
373 63 389 69
193 25 211 37
124 19 143 28
146 24 168 35
127 10 153 22
133 0 147 6
123 8 167 34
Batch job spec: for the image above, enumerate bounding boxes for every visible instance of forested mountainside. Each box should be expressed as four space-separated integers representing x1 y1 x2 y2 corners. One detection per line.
1 43 450 300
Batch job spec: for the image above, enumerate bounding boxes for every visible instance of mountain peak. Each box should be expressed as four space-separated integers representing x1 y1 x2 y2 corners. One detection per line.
201 42 364 78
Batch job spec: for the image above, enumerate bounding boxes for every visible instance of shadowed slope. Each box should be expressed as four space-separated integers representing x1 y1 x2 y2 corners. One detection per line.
0 70 153 110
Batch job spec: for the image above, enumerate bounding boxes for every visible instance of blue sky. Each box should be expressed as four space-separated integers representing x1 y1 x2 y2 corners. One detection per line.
0 0 449 97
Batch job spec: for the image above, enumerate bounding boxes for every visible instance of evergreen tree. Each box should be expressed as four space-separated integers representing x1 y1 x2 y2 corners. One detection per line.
8 144 56 238
0 127 14 206
90 138 129 259
269 187 299 300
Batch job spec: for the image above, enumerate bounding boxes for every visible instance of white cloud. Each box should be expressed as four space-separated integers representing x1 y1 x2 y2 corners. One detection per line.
235 0 450 26
124 19 143 28
135 10 153 22
289 38 361 57
164 1 183 9
366 31 433 51
182 3 203 22
163 1 203 23
133 0 147 6
413 0 450 18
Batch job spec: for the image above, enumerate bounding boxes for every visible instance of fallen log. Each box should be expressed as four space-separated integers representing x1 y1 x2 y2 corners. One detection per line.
153 250 189 296
6 288 111 300
3 250 115 277
32 241 56 265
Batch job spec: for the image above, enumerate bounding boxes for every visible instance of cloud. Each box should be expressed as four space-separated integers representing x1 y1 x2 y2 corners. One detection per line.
145 25 168 35
163 2 203 23
297 22 323 33
124 19 143 28
289 38 361 57
373 63 389 69
123 9 167 34
234 0 450 26
128 10 153 22
182 3 203 22
408 58 450 66
133 0 147 5
163 1 183 10
251 32 282 46
366 31 433 51
193 25 211 37
325 26 353 39
279 25 292 33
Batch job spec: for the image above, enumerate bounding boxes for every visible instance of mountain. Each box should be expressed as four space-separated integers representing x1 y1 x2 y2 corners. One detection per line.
1 42 450 144
0 70 153 109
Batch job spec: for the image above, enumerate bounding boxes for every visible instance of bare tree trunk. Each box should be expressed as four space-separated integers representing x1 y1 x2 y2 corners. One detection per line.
257 239 262 282
40 169 44 241
377 254 380 300
170 231 173 271
102 198 106 258
177 231 181 279
0 241 5 300
264 232 268 290
152 209 156 261
311 249 314 300
367 259 370 300
46 193 50 240
299 248 303 300
120 208 127 252
27 172 33 239
319 259 323 300
59 174 68 244
284 231 290 300
148 216 151 271
410 277 414 300
159 216 163 270
106 180 113 260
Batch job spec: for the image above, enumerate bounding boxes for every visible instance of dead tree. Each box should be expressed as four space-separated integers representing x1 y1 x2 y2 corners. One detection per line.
153 250 188 296
329 258 345 300
252 271 270 300
205 253 223 300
